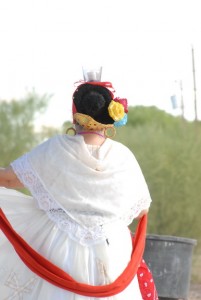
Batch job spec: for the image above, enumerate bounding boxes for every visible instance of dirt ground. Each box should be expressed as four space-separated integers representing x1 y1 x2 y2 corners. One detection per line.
189 284 201 300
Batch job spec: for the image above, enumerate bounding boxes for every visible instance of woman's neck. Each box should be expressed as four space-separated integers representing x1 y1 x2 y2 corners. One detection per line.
77 130 106 145
77 131 104 138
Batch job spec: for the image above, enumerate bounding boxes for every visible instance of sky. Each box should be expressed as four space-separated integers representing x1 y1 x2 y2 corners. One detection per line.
0 0 201 128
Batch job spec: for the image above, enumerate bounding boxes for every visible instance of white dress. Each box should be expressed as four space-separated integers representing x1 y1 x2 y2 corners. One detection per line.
0 135 152 300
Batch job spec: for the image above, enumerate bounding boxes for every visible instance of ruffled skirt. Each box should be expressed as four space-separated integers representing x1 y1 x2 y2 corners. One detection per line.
0 188 143 300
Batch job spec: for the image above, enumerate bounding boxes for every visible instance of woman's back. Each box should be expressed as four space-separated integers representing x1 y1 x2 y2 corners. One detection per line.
0 78 157 299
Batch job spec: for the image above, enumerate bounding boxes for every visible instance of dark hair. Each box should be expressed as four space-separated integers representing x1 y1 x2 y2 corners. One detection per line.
73 83 114 124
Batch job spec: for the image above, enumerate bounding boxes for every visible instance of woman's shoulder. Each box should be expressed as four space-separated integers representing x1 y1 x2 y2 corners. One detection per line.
33 134 71 148
110 139 134 156
38 134 84 155
105 139 139 166
27 134 66 157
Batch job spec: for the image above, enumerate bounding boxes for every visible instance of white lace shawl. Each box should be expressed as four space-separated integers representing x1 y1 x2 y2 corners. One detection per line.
11 135 151 244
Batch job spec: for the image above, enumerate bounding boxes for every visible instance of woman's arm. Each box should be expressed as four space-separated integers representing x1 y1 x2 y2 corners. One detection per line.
0 166 24 188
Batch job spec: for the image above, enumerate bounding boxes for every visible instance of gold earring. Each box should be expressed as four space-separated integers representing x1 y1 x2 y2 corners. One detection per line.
66 127 76 136
104 127 116 138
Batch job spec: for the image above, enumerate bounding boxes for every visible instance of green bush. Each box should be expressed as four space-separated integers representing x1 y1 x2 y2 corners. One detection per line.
116 106 201 246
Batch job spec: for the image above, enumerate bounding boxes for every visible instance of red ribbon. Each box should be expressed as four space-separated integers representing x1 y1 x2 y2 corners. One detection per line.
0 208 147 297
74 80 115 95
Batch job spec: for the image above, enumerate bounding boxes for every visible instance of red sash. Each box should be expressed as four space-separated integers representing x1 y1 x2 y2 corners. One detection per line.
0 208 148 297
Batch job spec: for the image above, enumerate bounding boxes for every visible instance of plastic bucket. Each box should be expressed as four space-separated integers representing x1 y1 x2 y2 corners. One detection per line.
143 234 197 300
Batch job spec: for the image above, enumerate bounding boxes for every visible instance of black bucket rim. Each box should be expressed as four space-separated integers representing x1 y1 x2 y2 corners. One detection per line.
146 234 197 245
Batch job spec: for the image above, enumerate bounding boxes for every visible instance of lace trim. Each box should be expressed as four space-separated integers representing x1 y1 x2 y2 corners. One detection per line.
11 154 151 243
11 155 107 245
121 197 151 225
47 209 106 245
11 154 59 211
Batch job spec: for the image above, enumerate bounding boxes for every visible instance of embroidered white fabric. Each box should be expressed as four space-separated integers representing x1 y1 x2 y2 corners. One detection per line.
11 148 150 245
11 154 59 211
11 155 109 245
84 144 150 225
47 209 107 245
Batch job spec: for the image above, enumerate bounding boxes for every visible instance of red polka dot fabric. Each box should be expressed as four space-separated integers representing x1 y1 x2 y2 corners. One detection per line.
137 259 158 299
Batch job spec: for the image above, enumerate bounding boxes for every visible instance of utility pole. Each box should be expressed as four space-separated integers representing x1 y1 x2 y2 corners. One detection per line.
180 80 184 119
192 46 198 121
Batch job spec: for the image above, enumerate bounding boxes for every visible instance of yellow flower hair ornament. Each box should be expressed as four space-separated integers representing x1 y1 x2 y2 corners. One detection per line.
108 100 124 121
108 98 128 127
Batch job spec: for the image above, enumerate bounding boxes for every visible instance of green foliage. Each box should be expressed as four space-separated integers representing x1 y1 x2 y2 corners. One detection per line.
116 106 201 246
0 91 53 166
128 105 182 130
